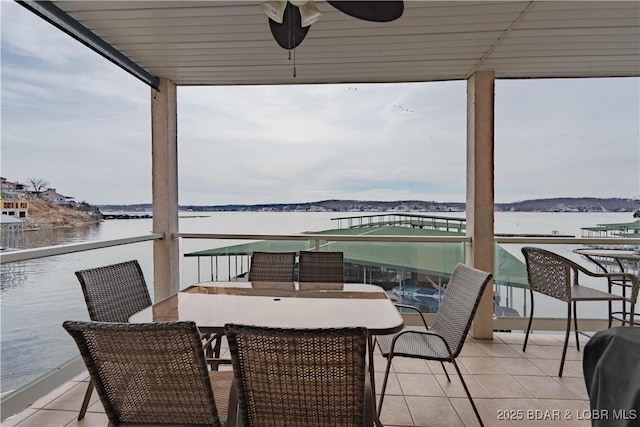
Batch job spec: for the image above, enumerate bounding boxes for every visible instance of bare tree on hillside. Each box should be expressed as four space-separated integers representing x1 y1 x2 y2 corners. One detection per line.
27 177 49 198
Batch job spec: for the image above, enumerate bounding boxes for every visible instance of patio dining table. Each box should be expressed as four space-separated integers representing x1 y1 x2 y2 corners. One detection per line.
129 281 404 425
575 248 640 273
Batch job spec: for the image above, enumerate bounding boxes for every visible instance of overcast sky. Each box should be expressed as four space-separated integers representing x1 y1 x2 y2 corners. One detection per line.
2 2 639 206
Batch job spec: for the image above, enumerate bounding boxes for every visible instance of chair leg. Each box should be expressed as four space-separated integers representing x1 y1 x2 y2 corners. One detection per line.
440 361 450 382
364 372 374 427
451 359 484 427
523 292 535 352
377 356 394 419
559 303 572 377
573 301 580 352
78 380 94 420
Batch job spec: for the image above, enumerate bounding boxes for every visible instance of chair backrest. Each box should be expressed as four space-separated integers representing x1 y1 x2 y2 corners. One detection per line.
298 251 344 283
431 263 493 358
248 251 296 282
521 247 571 302
63 320 225 427
225 324 368 427
75 260 152 322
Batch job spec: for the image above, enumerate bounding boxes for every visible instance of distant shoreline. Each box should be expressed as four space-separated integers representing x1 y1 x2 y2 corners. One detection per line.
98 197 639 214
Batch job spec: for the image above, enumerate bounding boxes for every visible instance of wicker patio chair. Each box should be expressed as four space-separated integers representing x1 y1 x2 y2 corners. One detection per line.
521 247 638 377
74 260 152 419
63 320 235 427
225 324 373 427
298 251 344 283
75 260 152 323
248 251 296 282
376 263 493 427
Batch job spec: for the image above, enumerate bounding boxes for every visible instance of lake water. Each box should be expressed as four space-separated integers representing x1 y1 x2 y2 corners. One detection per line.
1 211 636 393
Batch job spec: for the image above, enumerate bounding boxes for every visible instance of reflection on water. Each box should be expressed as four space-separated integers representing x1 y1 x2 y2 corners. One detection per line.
22 223 102 248
0 221 156 393
0 263 27 291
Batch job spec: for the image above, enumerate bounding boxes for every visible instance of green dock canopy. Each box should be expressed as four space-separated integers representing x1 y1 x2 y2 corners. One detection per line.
184 221 529 288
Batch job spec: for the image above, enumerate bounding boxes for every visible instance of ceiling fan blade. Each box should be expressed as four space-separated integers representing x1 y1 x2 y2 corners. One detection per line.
268 2 310 50
327 1 404 22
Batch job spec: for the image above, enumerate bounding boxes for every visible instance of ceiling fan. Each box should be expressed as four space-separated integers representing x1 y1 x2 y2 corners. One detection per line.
262 1 404 50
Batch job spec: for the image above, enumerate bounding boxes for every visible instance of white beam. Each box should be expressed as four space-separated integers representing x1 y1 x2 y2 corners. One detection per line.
151 78 180 301
466 70 496 340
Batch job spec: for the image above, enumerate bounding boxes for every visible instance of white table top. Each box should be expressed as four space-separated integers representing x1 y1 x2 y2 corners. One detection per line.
576 249 640 261
130 282 404 335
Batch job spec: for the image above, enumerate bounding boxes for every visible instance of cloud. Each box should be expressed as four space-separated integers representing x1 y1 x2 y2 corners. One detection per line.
2 2 638 206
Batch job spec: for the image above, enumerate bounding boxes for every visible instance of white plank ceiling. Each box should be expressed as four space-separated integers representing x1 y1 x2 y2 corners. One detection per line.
52 1 640 86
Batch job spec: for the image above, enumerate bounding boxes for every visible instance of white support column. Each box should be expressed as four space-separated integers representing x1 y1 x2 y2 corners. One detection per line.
466 71 495 339
151 78 180 302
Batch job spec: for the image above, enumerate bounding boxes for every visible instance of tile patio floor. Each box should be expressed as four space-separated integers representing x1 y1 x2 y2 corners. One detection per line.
1 332 593 427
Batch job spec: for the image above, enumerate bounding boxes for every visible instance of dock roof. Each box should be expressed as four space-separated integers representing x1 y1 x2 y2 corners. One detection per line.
185 224 529 288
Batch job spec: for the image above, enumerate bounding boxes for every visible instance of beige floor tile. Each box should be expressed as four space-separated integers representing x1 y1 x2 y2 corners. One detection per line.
63 411 109 426
397 373 445 397
0 409 38 427
562 347 585 362
376 371 403 395
379 395 414 427
434 374 491 399
83 398 105 414
374 354 389 372
458 356 507 375
405 396 463 427
557 333 591 348
494 333 526 345
528 358 583 378
30 381 80 410
428 360 467 376
42 383 92 411
538 344 583 361
527 334 566 347
562 361 585 378
556 377 589 400
513 376 579 400
12 410 77 427
509 343 558 359
391 357 431 374
473 375 534 399
477 343 523 358
459 342 490 357
493 357 547 376
450 397 514 427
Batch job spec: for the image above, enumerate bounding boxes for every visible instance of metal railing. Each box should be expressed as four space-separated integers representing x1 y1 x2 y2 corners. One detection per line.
1 231 638 422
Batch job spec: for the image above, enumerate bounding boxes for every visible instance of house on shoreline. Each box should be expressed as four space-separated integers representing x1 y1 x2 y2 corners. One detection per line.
41 188 75 207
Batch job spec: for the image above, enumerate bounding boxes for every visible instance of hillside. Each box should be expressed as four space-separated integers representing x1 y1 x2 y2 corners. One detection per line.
27 199 100 228
99 197 639 214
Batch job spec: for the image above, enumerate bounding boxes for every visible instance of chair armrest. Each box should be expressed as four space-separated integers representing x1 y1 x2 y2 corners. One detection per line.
572 265 639 302
394 303 430 330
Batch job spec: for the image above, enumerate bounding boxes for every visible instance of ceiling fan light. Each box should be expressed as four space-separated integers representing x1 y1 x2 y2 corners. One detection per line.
261 1 287 24
298 1 322 27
